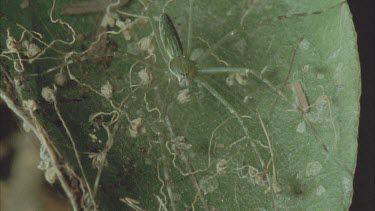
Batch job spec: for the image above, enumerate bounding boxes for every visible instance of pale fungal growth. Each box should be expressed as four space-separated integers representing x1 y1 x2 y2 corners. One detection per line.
171 136 192 152
22 40 41 58
228 72 248 85
138 68 153 85
101 12 119 27
116 19 132 40
88 133 98 142
177 89 191 104
100 81 113 98
22 121 31 133
44 167 58 184
22 99 37 112
41 86 56 103
189 48 204 61
254 172 268 187
138 35 155 55
129 118 146 138
216 159 228 175
38 149 49 171
264 179 282 194
271 181 282 194
14 77 25 92
296 121 306 133
236 165 259 181
115 17 148 40
226 72 248 86
6 29 25 72
54 72 67 86
88 152 108 169
38 146 56 184
6 30 19 53
243 96 252 103
225 74 235 86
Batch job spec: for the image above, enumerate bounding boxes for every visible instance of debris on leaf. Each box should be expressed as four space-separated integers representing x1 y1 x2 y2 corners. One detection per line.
54 72 67 86
138 35 155 59
41 86 56 103
138 68 153 85
101 81 113 98
129 118 146 138
177 89 191 104
216 159 228 175
171 136 192 152
22 99 37 112
88 152 108 169
226 72 248 86
22 40 41 58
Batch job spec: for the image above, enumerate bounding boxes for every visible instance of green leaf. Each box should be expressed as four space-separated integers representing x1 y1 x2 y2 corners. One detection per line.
1 0 360 210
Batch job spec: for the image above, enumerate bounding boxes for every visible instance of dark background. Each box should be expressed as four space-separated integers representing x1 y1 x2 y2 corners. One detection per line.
347 0 375 210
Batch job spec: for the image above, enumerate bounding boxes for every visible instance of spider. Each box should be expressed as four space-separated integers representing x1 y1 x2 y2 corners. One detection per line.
140 1 254 144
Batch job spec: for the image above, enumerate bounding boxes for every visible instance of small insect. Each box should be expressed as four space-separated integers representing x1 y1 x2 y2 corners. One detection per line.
154 11 252 139
289 82 310 113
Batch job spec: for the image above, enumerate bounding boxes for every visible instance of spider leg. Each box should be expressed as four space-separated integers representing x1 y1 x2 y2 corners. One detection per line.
186 0 195 57
197 67 248 75
195 78 266 168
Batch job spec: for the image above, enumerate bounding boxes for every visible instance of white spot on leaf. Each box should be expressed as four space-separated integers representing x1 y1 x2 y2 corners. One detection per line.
342 177 352 193
306 161 322 176
316 185 326 196
101 13 119 28
41 86 56 103
296 121 306 133
177 89 191 104
190 48 204 61
129 118 146 138
101 81 113 98
226 72 248 86
54 72 67 86
299 38 310 50
216 159 228 175
22 40 41 58
138 68 153 85
22 99 37 112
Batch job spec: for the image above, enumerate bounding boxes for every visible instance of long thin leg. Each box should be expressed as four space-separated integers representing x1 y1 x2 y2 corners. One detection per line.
186 0 194 57
194 78 266 168
198 67 289 101
197 67 247 75
195 29 239 64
